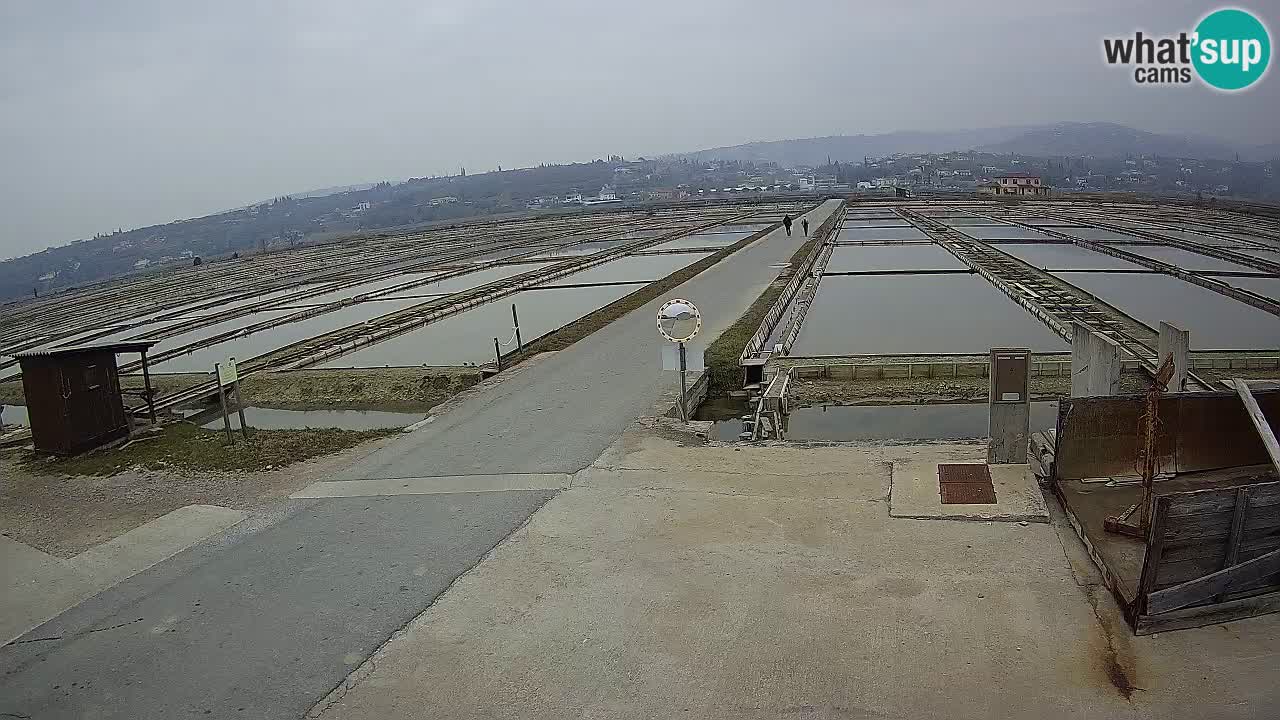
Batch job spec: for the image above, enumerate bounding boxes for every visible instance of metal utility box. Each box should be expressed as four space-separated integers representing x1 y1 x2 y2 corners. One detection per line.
988 347 1031 464
991 349 1030 403
14 341 158 456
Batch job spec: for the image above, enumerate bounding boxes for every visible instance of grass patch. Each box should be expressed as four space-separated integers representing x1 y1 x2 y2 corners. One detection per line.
501 220 782 362
703 208 842 394
704 282 787 392
19 422 397 477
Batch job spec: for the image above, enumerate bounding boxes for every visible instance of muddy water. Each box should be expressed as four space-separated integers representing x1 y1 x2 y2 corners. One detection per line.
791 274 1069 356
700 400 1059 442
1056 272 1280 349
991 243 1141 271
838 226 928 241
824 244 967 273
1113 244 1261 273
784 401 1059 441
549 252 711 286
959 226 1060 241
154 301 427 373
524 241 633 259
1222 276 1280 302
320 281 647 368
647 232 752 251
1059 228 1148 242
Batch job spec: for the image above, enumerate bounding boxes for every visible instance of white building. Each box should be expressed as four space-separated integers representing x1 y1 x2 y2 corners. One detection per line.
981 173 1050 197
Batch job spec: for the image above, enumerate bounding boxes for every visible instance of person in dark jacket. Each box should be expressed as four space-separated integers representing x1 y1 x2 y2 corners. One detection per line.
802 218 809 237
782 214 793 237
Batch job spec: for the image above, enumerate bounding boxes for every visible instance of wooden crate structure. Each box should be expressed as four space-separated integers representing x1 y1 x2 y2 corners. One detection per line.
1053 388 1280 633
1137 482 1280 633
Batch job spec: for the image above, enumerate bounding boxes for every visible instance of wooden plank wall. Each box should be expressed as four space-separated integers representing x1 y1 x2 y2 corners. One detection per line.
1135 481 1280 631
1143 482 1280 595
1056 390 1280 481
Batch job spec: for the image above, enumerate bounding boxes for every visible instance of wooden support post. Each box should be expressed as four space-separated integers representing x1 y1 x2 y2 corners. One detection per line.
1232 379 1280 475
512 303 523 352
494 337 502 371
1216 487 1251 603
215 363 233 444
233 379 249 441
1137 495 1170 615
1158 322 1190 392
140 348 157 424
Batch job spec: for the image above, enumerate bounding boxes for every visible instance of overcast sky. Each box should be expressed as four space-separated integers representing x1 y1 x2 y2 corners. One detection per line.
2 0 1277 259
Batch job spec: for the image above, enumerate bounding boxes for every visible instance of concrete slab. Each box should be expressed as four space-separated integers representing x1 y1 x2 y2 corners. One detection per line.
292 473 572 498
891 458 1049 522
2 504 246 646
0 492 556 720
0 537 96 645
312 432 1280 720
68 504 247 584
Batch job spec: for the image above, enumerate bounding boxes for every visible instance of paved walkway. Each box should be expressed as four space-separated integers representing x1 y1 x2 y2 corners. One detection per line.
0 200 842 720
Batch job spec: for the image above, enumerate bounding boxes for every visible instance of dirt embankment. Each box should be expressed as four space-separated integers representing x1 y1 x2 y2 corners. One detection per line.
0 367 484 412
788 366 1280 407
788 372 1150 407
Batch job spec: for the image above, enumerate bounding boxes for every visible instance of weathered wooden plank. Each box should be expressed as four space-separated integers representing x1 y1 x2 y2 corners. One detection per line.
1156 556 1228 589
1175 393 1269 474
1247 487 1280 509
1160 539 1229 564
1147 546 1280 614
1136 588 1280 635
1224 488 1251 569
1216 488 1252 603
1163 480 1280 518
1162 504 1280 542
1138 496 1171 603
1241 532 1280 557
1234 379 1280 476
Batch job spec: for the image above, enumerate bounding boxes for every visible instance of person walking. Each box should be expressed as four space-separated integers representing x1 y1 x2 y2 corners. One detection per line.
801 218 809 237
782 214 793 237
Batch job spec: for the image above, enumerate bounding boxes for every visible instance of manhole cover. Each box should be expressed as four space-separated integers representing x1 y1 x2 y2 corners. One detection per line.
938 464 992 484
938 464 997 505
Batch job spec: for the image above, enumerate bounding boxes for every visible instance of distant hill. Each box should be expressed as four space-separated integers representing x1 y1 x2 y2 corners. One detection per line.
669 127 1034 166
674 122 1275 165
976 122 1244 161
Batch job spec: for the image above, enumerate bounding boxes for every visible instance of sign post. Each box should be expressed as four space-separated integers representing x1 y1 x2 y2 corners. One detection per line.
214 362 234 444
657 298 702 421
215 357 249 443
228 357 249 440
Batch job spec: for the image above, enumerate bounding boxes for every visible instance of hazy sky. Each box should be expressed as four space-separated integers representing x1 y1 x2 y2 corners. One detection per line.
2 0 1277 259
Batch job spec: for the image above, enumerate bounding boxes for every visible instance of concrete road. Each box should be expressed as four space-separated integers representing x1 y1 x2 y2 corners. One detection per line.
0 200 842 719
0 492 555 719
337 199 842 479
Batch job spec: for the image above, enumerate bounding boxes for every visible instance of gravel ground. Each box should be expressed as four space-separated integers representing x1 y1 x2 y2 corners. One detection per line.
0 428 402 558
